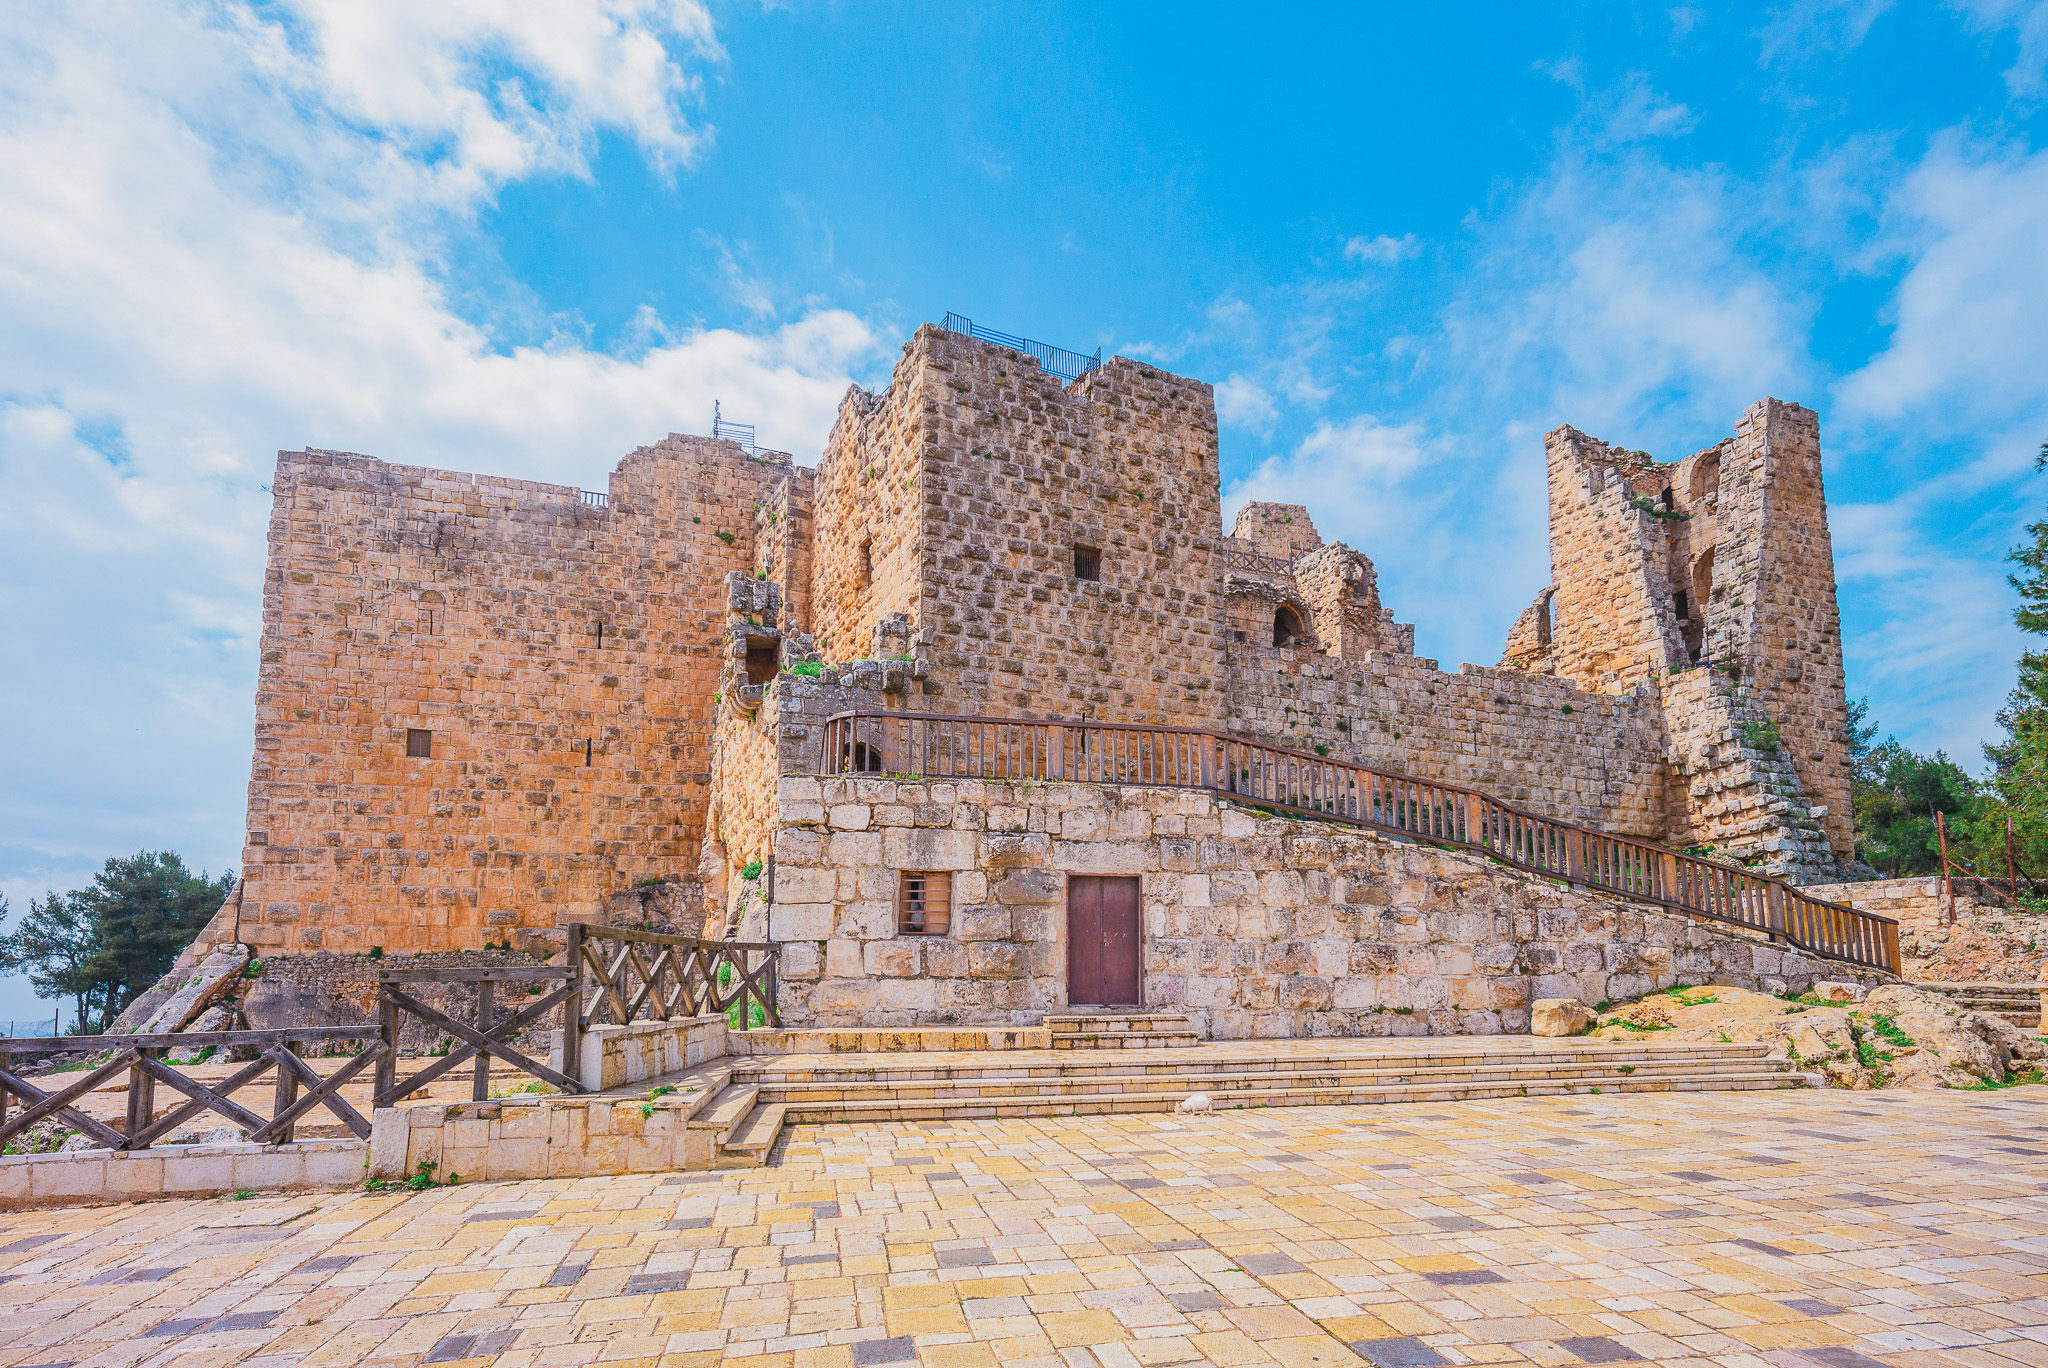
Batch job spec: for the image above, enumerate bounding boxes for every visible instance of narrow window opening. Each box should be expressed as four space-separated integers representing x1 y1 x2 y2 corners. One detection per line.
1660 486 1674 511
1273 605 1305 648
595 622 604 648
1233 629 1247 643
899 871 953 936
406 728 432 759
858 539 873 589
584 738 593 767
745 641 779 686
1673 589 1689 623
1073 544 1101 581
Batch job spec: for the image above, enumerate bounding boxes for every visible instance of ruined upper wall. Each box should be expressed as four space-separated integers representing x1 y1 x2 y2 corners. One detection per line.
1520 399 1852 866
239 437 785 955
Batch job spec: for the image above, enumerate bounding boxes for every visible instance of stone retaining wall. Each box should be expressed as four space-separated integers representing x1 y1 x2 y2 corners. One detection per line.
0 1139 364 1211
768 775 1885 1036
1804 875 2047 983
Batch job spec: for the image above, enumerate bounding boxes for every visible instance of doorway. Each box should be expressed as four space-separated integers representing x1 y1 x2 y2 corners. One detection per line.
1067 876 1142 1006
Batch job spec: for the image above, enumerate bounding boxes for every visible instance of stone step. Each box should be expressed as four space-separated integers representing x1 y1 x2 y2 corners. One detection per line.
774 1069 1814 1123
737 1044 1773 1085
686 1083 760 1147
716 1101 787 1169
1043 1012 1196 1045
754 1057 1796 1104
1050 1031 1201 1050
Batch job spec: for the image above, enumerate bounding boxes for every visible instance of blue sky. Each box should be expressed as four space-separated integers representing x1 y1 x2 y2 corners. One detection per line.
2 1 2046 1019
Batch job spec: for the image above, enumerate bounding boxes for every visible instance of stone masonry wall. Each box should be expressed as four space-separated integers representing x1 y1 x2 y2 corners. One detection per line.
904 328 1232 725
240 437 785 954
807 373 926 669
1804 876 2048 983
1225 649 1670 836
766 777 1884 1036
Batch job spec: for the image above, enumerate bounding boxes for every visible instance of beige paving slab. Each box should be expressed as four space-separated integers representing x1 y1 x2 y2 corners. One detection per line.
0 1086 2040 1367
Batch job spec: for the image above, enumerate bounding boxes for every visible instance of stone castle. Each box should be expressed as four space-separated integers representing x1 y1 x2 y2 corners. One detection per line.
212 320 1869 1032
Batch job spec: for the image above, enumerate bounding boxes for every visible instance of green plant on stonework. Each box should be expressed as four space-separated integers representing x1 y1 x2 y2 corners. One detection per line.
740 859 763 881
1865 1012 1915 1050
231 1187 256 1200
1314 743 1330 756
1617 1065 1635 1075
716 529 735 545
1561 704 1574 715
785 660 823 678
1740 718 1782 753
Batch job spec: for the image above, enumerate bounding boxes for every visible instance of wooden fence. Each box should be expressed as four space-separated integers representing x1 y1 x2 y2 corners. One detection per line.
819 709 1900 975
558 924 779 1073
0 1027 384 1151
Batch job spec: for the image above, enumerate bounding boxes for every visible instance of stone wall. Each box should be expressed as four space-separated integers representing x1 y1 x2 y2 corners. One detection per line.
808 372 927 671
239 439 786 954
1506 399 1853 872
766 776 1882 1036
1804 876 2048 983
1225 649 1670 835
897 327 1232 724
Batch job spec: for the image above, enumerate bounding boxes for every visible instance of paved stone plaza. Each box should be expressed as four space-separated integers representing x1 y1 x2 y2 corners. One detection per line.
0 1089 2043 1368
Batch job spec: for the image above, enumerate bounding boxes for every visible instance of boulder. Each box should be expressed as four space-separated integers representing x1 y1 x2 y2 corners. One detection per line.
124 944 250 1036
1812 980 1864 1004
1530 998 1595 1037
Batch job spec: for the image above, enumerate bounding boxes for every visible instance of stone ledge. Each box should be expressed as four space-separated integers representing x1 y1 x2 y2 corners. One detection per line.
0 1139 365 1211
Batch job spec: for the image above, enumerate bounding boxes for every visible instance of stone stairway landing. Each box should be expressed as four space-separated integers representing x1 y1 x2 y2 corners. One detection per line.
1043 1012 1199 1049
1913 981 2045 1030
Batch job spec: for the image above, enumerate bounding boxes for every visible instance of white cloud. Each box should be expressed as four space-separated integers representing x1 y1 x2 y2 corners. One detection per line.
1948 0 2048 95
1343 234 1420 264
1835 134 2048 447
1214 375 1278 432
0 0 880 996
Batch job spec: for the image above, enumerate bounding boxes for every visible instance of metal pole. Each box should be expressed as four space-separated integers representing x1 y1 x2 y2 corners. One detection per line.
2009 815 2019 904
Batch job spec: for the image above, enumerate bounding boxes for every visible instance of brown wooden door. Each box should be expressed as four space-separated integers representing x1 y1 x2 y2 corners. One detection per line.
1067 876 1142 1006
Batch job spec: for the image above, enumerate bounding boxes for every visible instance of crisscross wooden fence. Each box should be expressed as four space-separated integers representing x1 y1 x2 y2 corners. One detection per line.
0 1027 384 1151
557 924 779 1072
820 709 1900 975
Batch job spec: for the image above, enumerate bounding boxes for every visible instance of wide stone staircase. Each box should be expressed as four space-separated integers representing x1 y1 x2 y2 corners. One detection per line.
715 1014 1811 1132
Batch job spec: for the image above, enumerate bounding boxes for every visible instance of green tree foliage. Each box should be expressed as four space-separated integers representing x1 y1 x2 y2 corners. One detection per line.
0 852 233 1033
1963 465 2048 879
1847 698 1980 877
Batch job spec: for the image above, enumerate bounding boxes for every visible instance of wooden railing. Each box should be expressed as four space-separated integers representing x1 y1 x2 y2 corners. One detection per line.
0 1027 386 1151
820 710 1900 975
557 924 779 1073
1220 537 1302 578
374 967 582 1106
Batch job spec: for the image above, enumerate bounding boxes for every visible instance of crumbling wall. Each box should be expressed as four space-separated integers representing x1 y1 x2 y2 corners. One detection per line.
240 437 783 955
1230 502 1319 560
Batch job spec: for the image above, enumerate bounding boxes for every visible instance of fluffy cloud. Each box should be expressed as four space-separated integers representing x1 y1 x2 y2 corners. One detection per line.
1342 234 1420 264
0 0 880 974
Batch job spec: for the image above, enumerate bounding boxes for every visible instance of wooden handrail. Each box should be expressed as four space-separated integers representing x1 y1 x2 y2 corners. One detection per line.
818 709 1900 975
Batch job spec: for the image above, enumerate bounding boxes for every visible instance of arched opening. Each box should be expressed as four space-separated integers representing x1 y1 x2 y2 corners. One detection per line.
1683 547 1714 663
1689 453 1721 502
1273 604 1306 648
847 740 884 774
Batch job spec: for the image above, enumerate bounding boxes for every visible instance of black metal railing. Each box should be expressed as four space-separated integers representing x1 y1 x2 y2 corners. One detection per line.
942 313 1104 384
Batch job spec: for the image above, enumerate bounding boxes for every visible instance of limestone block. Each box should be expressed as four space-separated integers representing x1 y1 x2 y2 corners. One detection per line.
769 903 835 940
828 805 872 830
367 1109 410 1180
968 942 1028 979
773 866 837 904
864 941 921 976
881 828 979 871
951 906 1012 941
1812 980 1864 1004
984 833 1052 865
1530 998 1595 1036
827 831 883 866
993 869 1062 904
779 941 823 980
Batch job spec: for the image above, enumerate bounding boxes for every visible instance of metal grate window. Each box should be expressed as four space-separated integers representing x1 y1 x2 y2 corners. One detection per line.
405 728 432 759
898 871 952 936
1073 544 1100 581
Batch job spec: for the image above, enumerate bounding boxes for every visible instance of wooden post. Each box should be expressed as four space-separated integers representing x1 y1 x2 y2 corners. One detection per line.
473 978 495 1102
1937 811 1955 924
1765 883 1786 944
272 1040 300 1144
374 985 399 1106
124 1049 155 1150
560 921 584 1085
762 949 779 1030
2009 814 2020 904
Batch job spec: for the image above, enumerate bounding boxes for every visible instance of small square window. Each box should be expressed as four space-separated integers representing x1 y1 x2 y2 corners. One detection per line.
405 728 432 759
858 539 874 589
899 871 952 936
1073 544 1100 581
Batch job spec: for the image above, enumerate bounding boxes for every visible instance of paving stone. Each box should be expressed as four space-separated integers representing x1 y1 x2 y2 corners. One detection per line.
1557 1336 1644 1362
